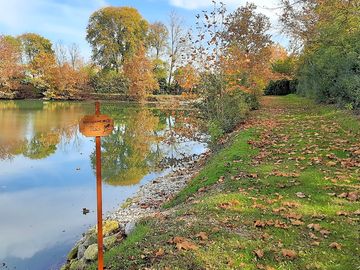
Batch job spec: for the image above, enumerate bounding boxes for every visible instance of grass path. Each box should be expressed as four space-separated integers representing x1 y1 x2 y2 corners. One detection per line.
91 95 360 270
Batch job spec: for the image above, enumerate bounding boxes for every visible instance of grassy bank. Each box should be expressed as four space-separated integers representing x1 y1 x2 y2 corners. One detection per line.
89 95 359 270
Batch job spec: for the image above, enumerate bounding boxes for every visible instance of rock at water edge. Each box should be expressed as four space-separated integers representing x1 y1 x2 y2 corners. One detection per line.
84 244 98 261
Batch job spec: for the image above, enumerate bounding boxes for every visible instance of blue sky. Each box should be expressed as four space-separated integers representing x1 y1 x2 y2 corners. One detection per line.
0 0 285 60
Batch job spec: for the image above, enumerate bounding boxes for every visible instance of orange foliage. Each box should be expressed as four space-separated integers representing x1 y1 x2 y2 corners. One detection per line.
174 64 199 93
221 45 273 95
269 44 288 63
31 51 89 99
0 36 22 90
220 44 291 94
123 45 158 101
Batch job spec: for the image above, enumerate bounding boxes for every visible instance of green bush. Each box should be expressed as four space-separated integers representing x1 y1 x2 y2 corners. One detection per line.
264 79 298 96
90 70 129 94
297 34 360 110
197 73 253 142
152 78 184 95
295 6 360 111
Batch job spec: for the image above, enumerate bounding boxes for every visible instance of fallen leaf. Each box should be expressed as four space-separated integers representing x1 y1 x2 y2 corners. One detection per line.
218 176 225 183
272 207 287 214
176 240 198 251
311 241 320 246
196 232 208 241
291 219 305 226
319 229 330 236
307 223 321 231
281 249 297 259
348 191 359 201
336 211 348 216
254 220 266 228
218 200 240 209
326 161 337 167
274 220 289 229
296 192 306 198
337 192 348 198
254 249 264 258
266 220 275 226
155 248 165 257
282 201 300 208
168 236 185 244
261 233 271 240
329 242 342 250
285 212 302 220
309 232 318 240
253 203 267 210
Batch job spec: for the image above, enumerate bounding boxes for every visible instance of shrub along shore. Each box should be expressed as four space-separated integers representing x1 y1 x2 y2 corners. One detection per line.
63 95 359 269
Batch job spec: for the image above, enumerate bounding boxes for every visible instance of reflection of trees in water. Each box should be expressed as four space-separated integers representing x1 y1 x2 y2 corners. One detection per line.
0 101 84 160
23 133 60 159
92 106 207 186
91 109 161 186
154 109 207 170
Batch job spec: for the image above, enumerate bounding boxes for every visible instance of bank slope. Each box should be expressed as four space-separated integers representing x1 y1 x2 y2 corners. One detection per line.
89 95 360 270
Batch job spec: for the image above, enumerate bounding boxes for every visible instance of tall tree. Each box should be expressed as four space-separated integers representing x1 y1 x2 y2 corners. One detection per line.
0 35 23 91
18 33 54 64
68 43 81 69
224 3 272 56
168 11 185 86
54 41 68 66
123 45 158 101
221 3 274 94
147 21 169 59
279 0 319 52
86 7 148 71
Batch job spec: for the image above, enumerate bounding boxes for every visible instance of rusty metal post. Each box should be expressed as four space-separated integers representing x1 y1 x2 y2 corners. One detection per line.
95 102 104 270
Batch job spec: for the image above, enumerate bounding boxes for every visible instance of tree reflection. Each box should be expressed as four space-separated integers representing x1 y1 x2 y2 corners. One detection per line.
23 133 60 159
0 101 84 160
91 105 207 186
91 108 162 186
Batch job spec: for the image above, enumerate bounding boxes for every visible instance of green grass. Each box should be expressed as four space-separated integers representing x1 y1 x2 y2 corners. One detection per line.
88 95 360 270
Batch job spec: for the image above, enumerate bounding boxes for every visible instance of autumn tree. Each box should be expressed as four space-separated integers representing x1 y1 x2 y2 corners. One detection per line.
86 7 148 71
123 45 158 101
18 33 54 64
0 35 23 95
147 22 169 59
174 65 199 93
224 3 272 55
221 3 273 94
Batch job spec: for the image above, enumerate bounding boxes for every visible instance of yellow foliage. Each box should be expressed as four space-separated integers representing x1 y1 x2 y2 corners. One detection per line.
123 45 158 101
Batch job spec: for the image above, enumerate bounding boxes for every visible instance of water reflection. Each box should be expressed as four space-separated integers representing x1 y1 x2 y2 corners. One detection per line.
0 100 207 270
0 101 85 160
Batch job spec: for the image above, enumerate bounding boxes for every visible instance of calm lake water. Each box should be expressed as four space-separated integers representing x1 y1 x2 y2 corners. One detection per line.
0 100 208 270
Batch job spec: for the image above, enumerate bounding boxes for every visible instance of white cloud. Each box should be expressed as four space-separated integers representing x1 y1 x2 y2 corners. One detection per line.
0 0 108 59
169 0 278 10
169 0 287 46
168 0 280 24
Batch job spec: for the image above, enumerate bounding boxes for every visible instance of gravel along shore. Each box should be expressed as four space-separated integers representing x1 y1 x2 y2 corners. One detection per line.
62 151 210 269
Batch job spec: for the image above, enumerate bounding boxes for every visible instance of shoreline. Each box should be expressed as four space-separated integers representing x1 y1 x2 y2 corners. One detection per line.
62 150 210 269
